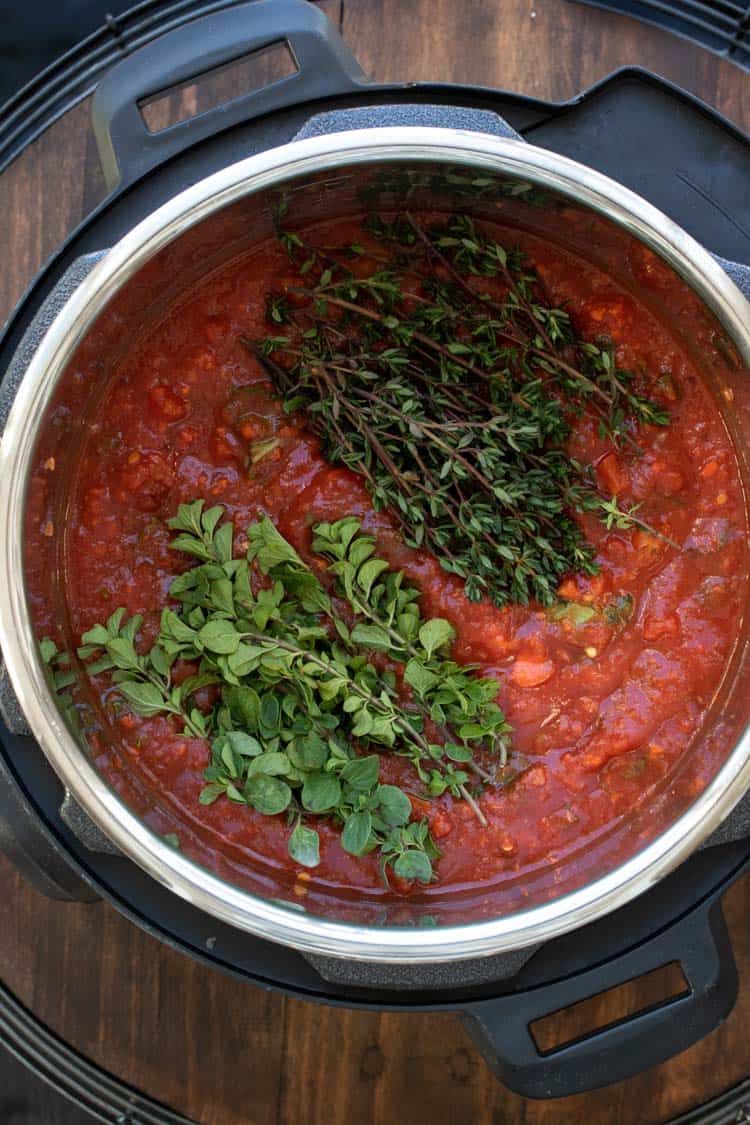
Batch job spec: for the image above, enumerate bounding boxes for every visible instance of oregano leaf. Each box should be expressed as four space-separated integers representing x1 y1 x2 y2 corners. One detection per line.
288 823 321 867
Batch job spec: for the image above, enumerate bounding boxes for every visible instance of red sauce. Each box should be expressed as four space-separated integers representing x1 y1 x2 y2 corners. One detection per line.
27 211 750 921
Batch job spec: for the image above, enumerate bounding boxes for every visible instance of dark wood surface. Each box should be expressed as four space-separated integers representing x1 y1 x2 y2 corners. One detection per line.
2 2 750 1122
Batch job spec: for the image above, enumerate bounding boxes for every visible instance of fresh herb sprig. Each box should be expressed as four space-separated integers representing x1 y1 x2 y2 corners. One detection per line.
253 213 671 607
78 501 511 885
40 637 78 716
77 607 215 739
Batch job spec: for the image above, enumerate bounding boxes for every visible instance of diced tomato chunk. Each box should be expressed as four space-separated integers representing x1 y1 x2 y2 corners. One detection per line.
120 451 172 512
596 453 629 496
209 426 244 464
429 810 453 839
148 384 188 421
642 614 680 641
511 659 555 688
633 530 664 558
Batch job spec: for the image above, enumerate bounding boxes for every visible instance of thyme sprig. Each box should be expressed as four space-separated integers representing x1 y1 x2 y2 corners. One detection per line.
78 501 511 885
255 213 672 606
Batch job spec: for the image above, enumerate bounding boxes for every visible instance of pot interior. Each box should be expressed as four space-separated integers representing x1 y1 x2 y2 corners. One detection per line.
18 152 750 936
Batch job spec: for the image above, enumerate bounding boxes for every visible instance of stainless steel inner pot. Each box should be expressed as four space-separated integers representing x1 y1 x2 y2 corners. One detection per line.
2 127 750 963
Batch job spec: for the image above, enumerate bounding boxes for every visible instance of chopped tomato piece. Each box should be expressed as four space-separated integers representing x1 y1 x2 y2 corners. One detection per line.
633 530 663 557
511 660 555 688
642 614 680 641
148 384 188 421
429 810 454 839
596 453 629 496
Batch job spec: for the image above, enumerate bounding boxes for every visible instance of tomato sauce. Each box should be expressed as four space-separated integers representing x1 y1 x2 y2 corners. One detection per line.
27 210 750 920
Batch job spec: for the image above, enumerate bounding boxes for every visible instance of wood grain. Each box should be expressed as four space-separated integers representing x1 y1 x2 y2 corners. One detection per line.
345 0 750 129
1 2 750 1122
4 850 750 1125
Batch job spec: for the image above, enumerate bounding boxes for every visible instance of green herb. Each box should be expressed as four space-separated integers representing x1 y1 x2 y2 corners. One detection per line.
547 602 597 628
249 436 280 466
548 591 636 630
251 212 671 607
40 637 80 733
79 501 512 885
603 592 635 626
356 167 552 209
289 820 320 867
40 637 77 695
77 606 212 739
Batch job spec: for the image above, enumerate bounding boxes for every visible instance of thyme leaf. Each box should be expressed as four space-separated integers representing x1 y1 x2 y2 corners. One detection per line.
255 213 672 607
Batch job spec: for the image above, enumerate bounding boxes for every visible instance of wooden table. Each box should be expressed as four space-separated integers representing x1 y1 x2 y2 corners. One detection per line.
2 2 750 1121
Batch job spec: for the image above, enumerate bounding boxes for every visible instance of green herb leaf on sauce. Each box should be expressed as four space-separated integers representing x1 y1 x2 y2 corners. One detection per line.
548 602 597 628
246 774 292 816
604 593 636 626
78 503 514 885
288 822 321 868
117 681 169 716
341 810 373 856
392 850 433 884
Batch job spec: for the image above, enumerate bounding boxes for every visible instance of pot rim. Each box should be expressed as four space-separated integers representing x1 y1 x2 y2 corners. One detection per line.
2 126 750 963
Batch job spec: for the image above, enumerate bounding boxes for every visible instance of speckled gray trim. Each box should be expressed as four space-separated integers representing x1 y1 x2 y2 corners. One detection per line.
60 790 122 856
0 665 31 736
715 253 750 301
704 789 750 847
294 103 523 143
306 941 540 988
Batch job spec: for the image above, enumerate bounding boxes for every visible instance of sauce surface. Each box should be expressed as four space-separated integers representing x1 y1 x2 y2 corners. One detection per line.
29 212 749 916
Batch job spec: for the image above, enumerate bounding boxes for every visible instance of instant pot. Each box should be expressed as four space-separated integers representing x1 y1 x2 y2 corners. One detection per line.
2 0 750 1097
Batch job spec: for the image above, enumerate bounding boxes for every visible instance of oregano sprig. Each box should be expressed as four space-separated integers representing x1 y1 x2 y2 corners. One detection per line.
78 501 511 886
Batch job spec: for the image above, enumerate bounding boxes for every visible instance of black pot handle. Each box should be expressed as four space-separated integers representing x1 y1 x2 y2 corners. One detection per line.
464 898 737 1098
92 0 367 192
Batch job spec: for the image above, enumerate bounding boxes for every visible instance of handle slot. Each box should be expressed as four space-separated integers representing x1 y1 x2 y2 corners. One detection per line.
530 960 689 1055
139 40 299 134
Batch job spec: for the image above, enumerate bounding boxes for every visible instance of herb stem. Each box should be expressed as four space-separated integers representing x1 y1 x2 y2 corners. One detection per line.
293 288 503 384
239 630 434 756
259 214 670 607
458 784 488 827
